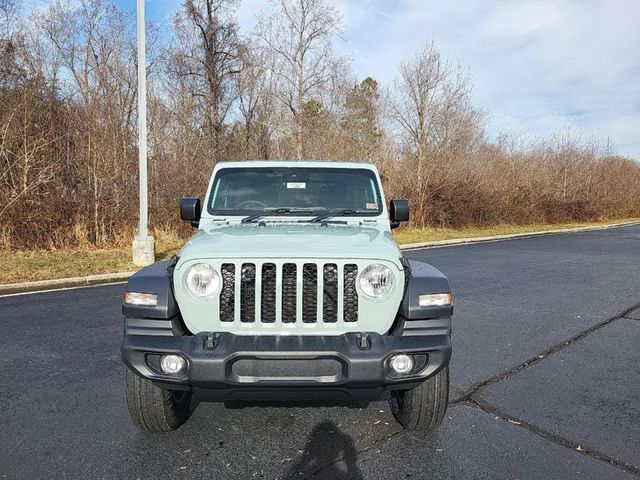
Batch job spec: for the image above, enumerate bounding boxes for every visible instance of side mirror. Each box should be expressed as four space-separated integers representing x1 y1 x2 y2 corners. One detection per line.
180 197 201 228
389 199 409 229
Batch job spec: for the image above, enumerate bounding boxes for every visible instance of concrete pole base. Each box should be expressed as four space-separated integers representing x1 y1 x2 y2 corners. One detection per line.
132 235 155 266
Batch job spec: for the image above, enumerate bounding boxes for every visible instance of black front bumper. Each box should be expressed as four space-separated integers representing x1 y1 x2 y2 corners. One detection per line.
122 319 451 403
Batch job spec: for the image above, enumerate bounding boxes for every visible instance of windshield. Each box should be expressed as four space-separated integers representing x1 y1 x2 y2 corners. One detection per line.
208 167 383 217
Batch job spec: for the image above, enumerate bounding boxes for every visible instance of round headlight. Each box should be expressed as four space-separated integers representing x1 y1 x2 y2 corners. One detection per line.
359 264 394 298
185 263 221 297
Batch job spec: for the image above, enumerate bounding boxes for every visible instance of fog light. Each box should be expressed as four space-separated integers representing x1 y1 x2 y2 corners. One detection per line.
389 354 414 374
160 354 186 375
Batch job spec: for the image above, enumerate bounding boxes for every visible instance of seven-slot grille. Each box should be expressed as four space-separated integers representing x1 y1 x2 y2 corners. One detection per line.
219 262 359 324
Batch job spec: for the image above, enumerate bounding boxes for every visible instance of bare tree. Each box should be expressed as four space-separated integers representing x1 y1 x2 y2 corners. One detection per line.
39 0 139 243
234 42 277 159
169 0 242 163
340 77 383 161
256 0 346 159
390 42 479 225
0 89 62 223
0 0 22 88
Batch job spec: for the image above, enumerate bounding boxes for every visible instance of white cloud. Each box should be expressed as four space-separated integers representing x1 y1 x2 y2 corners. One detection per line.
324 0 640 158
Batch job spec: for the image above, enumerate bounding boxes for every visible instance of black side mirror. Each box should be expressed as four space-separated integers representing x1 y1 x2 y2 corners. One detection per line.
180 197 201 227
389 199 409 229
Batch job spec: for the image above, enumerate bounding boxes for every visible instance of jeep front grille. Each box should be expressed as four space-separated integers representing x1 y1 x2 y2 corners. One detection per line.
219 261 359 325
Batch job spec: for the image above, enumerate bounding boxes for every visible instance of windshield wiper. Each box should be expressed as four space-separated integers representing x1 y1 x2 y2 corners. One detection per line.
241 208 316 224
306 209 368 223
241 208 291 224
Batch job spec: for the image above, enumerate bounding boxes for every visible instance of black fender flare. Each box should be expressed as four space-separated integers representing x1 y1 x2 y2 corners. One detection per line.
122 260 179 319
399 260 453 319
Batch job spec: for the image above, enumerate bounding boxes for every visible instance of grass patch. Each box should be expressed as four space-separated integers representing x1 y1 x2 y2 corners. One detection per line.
1 234 183 284
2 219 638 284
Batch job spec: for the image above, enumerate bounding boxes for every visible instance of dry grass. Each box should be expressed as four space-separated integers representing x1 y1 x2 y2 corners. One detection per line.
1 220 637 285
1 229 184 284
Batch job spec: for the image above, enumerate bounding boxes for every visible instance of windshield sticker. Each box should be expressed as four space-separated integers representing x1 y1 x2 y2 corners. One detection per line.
286 182 306 189
366 202 378 210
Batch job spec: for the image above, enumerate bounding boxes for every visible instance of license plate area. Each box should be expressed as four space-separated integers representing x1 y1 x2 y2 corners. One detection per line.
231 358 344 383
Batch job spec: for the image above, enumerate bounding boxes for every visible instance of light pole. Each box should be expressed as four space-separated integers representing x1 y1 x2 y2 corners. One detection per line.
132 0 155 266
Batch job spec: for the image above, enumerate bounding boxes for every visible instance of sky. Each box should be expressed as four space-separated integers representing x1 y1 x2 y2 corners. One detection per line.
24 0 640 158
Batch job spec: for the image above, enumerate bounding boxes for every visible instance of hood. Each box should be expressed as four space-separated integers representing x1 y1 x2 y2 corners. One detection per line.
176 222 402 269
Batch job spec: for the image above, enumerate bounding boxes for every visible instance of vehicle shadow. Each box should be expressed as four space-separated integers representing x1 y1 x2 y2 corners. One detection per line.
283 420 364 480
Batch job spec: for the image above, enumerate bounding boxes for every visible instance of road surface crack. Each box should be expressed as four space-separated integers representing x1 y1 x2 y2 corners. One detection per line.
451 302 640 404
450 302 640 477
464 396 640 477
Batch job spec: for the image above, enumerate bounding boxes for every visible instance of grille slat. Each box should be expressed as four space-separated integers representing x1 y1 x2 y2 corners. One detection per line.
220 263 235 322
282 263 297 323
343 264 358 322
221 261 359 326
322 263 338 323
261 263 276 323
302 264 318 323
240 263 256 322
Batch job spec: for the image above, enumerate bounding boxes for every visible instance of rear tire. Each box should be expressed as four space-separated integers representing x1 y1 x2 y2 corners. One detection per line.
390 366 449 432
125 369 193 432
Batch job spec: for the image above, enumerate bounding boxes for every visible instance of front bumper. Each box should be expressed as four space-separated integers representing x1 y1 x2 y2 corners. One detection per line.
122 320 451 403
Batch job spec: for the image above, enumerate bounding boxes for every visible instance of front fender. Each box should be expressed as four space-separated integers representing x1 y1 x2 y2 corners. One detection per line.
399 260 453 319
122 260 179 319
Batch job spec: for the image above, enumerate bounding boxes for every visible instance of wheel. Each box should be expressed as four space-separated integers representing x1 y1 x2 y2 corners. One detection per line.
390 366 449 432
125 369 193 432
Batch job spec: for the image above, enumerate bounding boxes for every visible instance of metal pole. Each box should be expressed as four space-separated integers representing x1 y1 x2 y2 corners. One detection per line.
133 0 154 265
137 0 148 238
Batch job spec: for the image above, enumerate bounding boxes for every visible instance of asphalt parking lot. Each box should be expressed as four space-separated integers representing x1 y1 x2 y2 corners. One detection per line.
1 225 639 479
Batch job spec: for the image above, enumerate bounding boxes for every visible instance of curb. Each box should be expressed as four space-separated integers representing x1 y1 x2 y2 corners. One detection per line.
0 272 135 296
398 220 640 251
2 220 639 296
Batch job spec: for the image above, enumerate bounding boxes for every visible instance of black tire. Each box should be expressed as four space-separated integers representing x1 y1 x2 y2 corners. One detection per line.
390 366 449 432
125 369 193 433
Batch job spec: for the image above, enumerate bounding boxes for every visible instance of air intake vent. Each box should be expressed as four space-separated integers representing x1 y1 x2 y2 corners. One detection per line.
240 263 256 322
323 263 338 323
343 264 358 322
261 263 276 323
302 263 318 323
282 263 297 323
220 263 235 322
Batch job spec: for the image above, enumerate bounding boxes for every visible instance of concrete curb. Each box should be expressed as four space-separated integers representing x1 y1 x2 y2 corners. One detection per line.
0 272 135 296
398 220 640 251
2 220 639 296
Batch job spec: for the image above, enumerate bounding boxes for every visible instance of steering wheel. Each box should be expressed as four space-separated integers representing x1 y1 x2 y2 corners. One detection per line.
238 200 267 210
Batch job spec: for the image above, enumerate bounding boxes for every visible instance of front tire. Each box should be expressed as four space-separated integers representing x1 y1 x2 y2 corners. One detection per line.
125 369 193 432
390 366 449 432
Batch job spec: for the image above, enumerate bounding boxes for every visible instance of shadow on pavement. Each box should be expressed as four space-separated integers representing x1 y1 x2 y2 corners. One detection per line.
283 420 364 480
